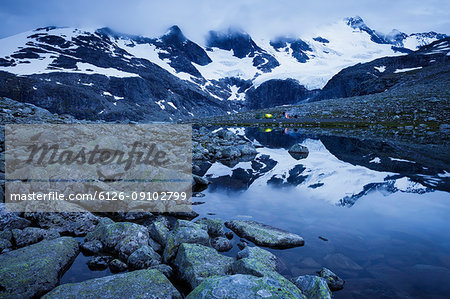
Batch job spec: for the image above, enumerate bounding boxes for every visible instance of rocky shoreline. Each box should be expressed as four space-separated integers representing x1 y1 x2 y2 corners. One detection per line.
0 206 345 298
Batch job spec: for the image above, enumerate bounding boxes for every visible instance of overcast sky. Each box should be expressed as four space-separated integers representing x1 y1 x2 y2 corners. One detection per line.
1 0 449 42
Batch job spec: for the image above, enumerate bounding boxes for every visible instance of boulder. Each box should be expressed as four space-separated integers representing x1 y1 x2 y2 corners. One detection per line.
0 204 31 230
148 216 170 246
151 264 174 279
236 246 278 271
80 240 104 255
0 238 12 253
163 220 209 262
127 245 161 269
317 267 345 291
109 259 128 273
173 243 234 289
293 275 332 299
196 218 226 237
0 237 79 298
186 274 305 298
211 237 233 252
87 256 112 270
225 220 304 249
12 227 60 248
26 212 99 236
42 269 181 299
85 218 149 259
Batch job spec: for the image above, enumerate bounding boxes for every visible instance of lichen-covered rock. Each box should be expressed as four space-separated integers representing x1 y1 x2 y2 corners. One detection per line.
85 218 149 259
174 243 234 289
0 238 12 253
234 246 278 277
317 267 345 291
12 227 60 248
42 269 181 299
25 211 99 236
148 216 170 246
196 218 226 237
293 275 331 299
163 220 209 262
186 274 305 298
127 245 161 269
0 237 79 298
109 259 128 273
80 240 104 255
225 220 304 249
151 264 174 279
211 237 233 252
148 237 162 252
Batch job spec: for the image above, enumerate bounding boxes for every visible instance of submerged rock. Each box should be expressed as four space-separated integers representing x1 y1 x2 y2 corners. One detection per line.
225 220 304 248
186 274 305 298
43 269 181 299
174 243 234 289
163 220 209 262
317 267 345 291
0 237 79 298
293 275 332 299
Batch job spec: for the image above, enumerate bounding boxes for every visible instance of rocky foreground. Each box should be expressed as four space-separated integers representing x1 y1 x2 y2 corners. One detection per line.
0 206 345 298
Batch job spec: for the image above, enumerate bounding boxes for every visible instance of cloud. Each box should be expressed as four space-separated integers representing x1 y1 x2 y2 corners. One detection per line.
0 0 448 43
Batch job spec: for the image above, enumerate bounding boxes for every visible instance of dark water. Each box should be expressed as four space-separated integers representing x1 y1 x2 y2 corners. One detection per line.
61 127 450 298
193 128 450 298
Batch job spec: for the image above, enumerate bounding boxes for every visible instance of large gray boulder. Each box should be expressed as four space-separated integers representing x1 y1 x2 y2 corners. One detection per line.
85 218 149 259
0 237 79 298
186 274 305 298
173 243 234 289
293 275 332 299
163 220 209 262
225 220 304 248
42 269 181 299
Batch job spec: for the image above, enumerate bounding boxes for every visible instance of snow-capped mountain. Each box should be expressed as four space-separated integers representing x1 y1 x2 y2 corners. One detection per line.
0 17 446 121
